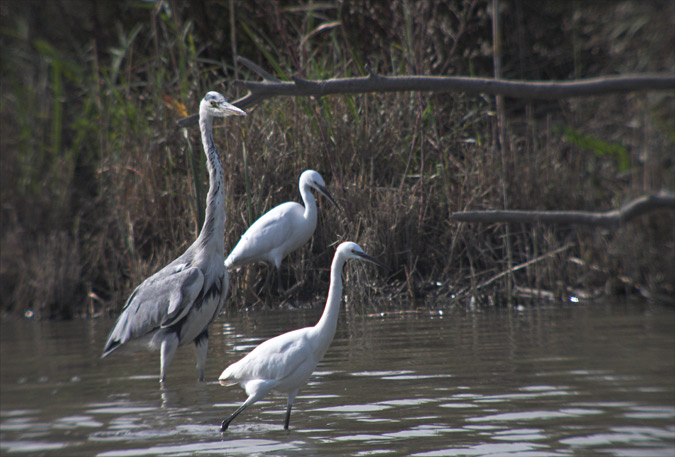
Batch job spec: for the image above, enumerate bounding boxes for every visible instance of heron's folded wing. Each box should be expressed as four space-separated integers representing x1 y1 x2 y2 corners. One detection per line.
161 267 204 327
102 267 204 353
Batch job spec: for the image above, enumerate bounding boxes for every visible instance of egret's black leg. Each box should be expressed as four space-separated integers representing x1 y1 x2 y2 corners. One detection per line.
263 265 277 301
263 265 273 292
221 403 248 431
284 403 293 430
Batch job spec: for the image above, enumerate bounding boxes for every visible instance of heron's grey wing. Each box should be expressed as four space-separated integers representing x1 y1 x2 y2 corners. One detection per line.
102 266 204 356
160 267 204 327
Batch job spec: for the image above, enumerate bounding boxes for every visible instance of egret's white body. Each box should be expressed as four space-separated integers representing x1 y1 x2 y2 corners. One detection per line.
218 241 387 430
224 169 339 292
102 92 246 382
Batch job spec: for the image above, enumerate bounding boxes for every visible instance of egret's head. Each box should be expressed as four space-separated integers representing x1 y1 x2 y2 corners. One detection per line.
200 91 246 118
300 169 325 189
337 242 389 270
300 169 340 210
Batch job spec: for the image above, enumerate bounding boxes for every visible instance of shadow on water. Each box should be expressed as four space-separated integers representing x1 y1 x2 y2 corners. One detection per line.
1 302 674 456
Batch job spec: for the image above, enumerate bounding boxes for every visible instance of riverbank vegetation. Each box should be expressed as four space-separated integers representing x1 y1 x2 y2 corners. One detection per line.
1 1 673 318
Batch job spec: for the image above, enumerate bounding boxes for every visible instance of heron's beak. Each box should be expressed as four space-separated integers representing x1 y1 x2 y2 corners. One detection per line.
223 103 247 117
316 184 341 212
355 251 389 271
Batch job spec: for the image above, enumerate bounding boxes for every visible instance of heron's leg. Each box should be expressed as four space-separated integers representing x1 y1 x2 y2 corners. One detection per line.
159 335 179 383
194 330 209 382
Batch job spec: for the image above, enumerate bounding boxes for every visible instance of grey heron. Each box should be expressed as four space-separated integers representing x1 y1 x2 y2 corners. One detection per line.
224 169 339 294
102 91 246 382
218 241 387 430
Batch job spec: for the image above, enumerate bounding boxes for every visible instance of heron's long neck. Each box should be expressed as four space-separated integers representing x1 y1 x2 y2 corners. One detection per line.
197 113 226 255
313 255 346 357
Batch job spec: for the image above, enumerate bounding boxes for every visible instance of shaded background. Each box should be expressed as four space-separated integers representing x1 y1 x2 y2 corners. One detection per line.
1 0 673 318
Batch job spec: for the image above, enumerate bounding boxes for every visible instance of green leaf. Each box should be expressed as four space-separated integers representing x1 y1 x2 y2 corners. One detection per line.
561 126 631 172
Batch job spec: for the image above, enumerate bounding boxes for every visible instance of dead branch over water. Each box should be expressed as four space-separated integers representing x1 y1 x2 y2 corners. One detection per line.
450 193 675 228
177 61 675 128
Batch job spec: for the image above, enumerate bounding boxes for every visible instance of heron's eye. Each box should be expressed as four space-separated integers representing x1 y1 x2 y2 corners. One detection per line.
210 101 218 107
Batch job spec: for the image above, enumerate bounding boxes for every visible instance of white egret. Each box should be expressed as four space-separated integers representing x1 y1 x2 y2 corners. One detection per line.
224 169 340 293
102 92 246 382
218 241 387 430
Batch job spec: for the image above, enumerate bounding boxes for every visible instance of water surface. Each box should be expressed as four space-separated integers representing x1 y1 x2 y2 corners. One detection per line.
1 302 673 456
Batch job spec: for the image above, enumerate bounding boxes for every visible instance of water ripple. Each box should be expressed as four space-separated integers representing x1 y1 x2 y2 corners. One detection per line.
1 304 673 457
0 440 68 453
410 441 560 457
96 439 299 457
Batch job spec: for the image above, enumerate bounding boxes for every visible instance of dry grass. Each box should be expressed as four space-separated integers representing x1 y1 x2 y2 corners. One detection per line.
0 1 673 318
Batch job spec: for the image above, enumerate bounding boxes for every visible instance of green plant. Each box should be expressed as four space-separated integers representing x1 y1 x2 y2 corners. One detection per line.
560 126 631 172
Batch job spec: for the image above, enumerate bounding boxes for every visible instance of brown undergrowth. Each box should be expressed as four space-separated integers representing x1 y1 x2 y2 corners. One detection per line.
1 1 673 318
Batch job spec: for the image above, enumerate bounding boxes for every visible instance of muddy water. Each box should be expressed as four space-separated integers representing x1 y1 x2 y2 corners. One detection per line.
1 302 673 456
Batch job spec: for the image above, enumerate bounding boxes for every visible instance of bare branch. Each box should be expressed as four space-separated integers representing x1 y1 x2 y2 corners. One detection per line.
450 193 675 228
177 70 675 128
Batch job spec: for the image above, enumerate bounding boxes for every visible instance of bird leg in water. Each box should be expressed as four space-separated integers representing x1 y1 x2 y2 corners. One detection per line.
221 390 266 431
159 337 178 383
193 330 209 382
220 383 270 432
284 403 293 430
220 402 248 431
284 390 297 430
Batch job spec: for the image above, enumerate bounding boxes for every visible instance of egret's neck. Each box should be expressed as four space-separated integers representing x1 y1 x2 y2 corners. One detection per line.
300 185 318 223
313 254 346 358
197 112 226 256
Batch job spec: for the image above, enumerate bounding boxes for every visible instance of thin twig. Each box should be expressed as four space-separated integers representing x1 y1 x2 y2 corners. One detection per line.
473 243 575 292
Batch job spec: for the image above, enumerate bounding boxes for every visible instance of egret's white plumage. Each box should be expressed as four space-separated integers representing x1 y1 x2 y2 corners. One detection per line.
218 241 387 430
102 92 246 382
224 169 339 292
